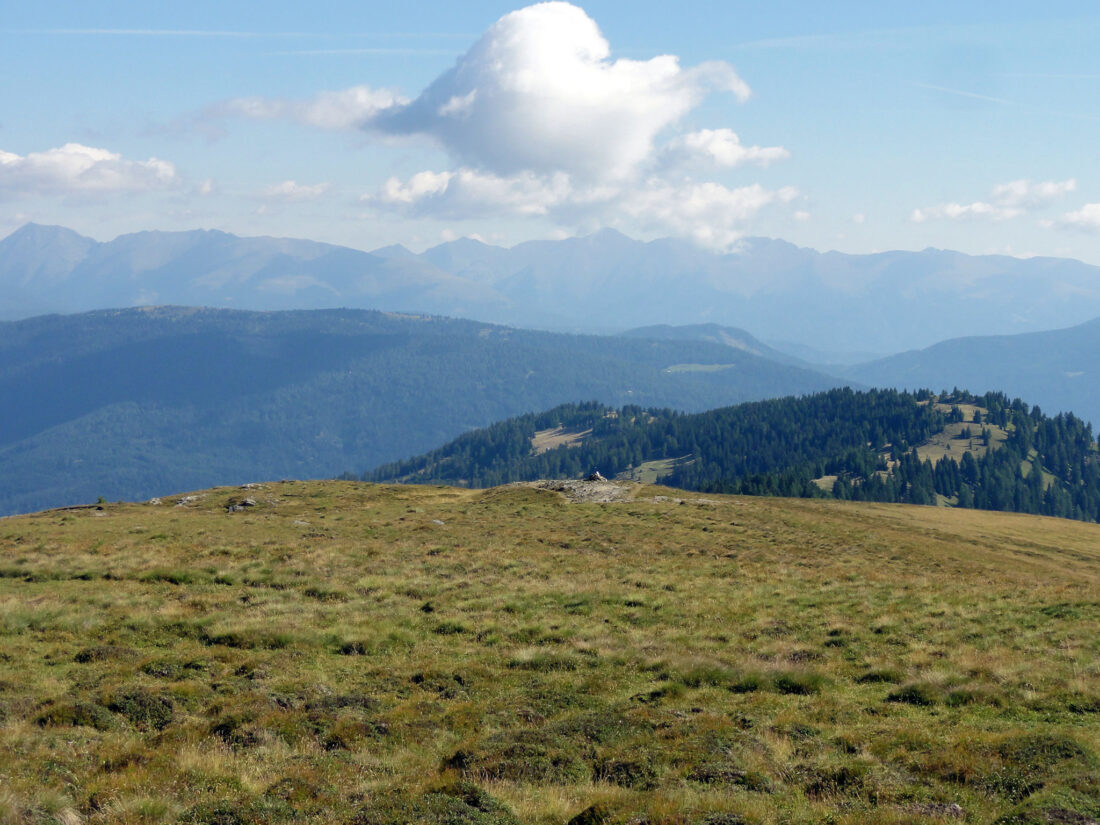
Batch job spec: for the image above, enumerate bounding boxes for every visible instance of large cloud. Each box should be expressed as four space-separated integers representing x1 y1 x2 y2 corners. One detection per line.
221 2 755 184
0 143 178 195
370 2 750 180
912 178 1076 223
217 2 792 248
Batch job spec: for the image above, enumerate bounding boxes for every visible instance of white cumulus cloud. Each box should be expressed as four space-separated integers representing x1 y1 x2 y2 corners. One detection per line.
992 178 1077 208
369 168 573 218
619 181 798 249
662 129 789 169
261 180 330 201
212 2 791 249
1058 203 1100 231
912 178 1076 223
370 2 751 181
0 143 178 195
365 168 796 249
215 3 753 185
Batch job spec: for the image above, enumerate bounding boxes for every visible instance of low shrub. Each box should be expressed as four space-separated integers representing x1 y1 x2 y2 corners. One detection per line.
35 701 114 730
74 645 137 664
445 729 590 784
855 667 904 684
773 670 825 695
594 755 658 789
887 682 940 706
108 688 175 731
566 805 610 825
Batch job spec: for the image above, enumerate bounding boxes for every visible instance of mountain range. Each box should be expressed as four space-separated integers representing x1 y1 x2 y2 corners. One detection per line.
6 222 1100 353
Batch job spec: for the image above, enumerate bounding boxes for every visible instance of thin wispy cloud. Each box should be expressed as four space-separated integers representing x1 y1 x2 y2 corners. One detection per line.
268 48 461 57
913 82 1014 106
10 28 309 37
729 23 966 52
997 72 1100 81
8 28 475 40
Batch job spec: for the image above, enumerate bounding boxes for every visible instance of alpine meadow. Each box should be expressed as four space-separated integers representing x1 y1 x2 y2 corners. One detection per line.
2 3 1100 825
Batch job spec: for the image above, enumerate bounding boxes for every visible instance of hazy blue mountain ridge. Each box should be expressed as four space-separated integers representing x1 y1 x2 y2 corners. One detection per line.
6 223 1100 352
842 317 1100 427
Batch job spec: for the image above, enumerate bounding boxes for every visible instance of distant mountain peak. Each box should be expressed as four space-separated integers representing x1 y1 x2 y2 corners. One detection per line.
577 227 637 247
736 236 804 254
370 243 417 260
588 226 631 240
427 235 495 253
2 222 96 245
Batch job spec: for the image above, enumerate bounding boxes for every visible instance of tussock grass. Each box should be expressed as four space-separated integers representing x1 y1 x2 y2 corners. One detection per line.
0 480 1098 823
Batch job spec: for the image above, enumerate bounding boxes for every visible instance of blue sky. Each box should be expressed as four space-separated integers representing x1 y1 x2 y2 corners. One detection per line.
2 1 1100 262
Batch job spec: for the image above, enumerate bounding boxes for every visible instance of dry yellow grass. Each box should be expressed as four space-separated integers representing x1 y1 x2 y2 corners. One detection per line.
531 427 593 455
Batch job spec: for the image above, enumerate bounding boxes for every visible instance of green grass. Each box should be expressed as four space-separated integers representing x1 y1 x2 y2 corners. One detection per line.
615 456 692 485
0 480 1098 824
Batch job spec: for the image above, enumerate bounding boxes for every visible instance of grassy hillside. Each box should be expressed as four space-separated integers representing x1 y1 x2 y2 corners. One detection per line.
1 481 1097 824
0 306 846 516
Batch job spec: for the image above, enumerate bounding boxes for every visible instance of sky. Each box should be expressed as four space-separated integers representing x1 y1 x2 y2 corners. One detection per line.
2 1 1100 262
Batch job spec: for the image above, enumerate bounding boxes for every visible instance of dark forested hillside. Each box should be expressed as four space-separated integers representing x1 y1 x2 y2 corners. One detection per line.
366 388 1100 523
0 306 845 515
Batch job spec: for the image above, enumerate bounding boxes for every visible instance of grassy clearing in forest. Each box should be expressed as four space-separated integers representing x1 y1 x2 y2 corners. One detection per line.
0 480 1098 825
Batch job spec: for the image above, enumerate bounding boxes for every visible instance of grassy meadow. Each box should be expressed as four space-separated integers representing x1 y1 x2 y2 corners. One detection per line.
0 480 1098 825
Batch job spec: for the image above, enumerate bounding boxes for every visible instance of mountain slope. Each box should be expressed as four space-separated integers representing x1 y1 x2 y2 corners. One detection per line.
0 306 846 515
620 322 808 366
367 388 1100 522
844 317 1100 426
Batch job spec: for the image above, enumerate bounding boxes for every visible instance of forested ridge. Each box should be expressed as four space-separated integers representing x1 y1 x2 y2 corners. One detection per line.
365 388 1100 523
